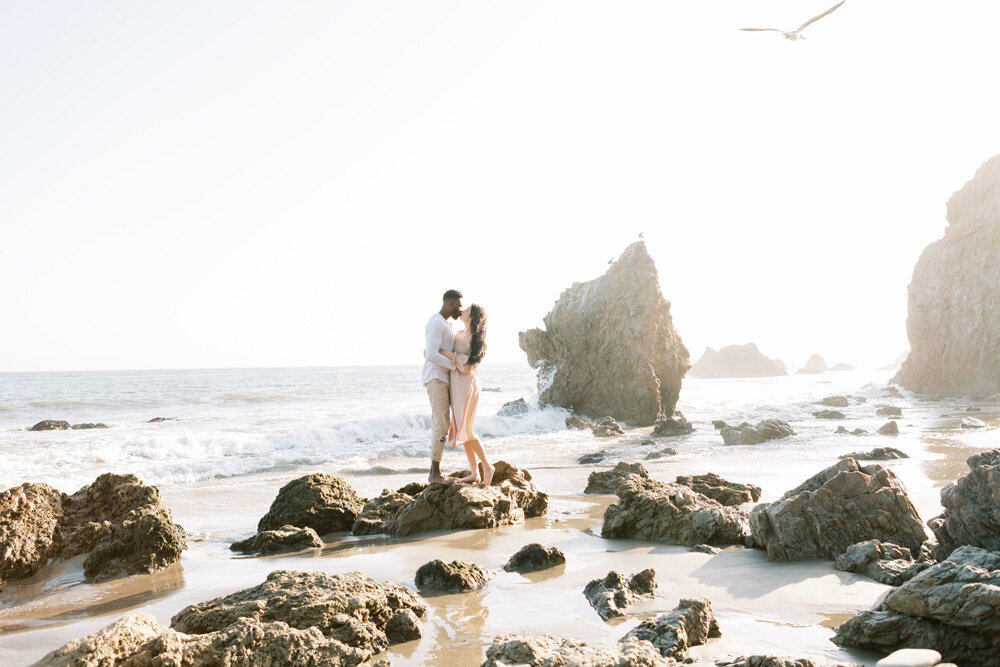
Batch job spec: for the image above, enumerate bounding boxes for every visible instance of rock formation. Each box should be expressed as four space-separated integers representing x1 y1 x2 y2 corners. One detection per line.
674 473 761 506
621 597 720 659
28 420 70 431
813 410 846 419
927 448 1000 559
876 405 902 417
497 398 530 416
818 396 849 407
839 447 908 461
652 412 694 436
750 458 927 561
170 570 425 653
835 426 868 435
577 450 611 464
720 419 794 445
257 473 364 534
878 421 900 435
583 568 657 620
603 474 751 547
592 416 625 437
585 462 649 494
414 559 494 593
894 153 1000 396
689 343 787 378
518 241 690 426
355 461 547 537
833 540 931 585
834 546 1000 666
229 525 323 555
796 354 827 374
646 446 678 460
503 543 566 573
0 473 185 583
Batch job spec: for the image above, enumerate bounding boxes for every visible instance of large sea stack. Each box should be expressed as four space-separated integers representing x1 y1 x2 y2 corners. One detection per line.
688 343 786 378
518 241 690 426
895 153 1000 396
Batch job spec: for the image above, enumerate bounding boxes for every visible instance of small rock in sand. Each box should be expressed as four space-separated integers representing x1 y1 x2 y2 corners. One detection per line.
691 544 721 555
229 525 323 555
503 543 565 573
577 450 610 464
583 569 657 620
415 559 494 593
257 473 365 535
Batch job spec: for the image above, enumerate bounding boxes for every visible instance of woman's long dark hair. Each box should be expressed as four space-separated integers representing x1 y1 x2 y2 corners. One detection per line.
467 304 487 366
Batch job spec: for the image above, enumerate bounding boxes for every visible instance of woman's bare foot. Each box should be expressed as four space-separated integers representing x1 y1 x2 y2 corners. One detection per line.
456 473 479 484
479 464 494 486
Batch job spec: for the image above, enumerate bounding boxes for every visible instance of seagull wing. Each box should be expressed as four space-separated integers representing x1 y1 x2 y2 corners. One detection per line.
740 27 784 32
796 0 846 32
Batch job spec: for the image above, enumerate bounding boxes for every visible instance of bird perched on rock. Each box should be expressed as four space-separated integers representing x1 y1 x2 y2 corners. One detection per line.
740 0 846 41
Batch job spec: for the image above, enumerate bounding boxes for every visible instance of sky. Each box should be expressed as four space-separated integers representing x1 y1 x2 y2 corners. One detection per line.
2 1 998 373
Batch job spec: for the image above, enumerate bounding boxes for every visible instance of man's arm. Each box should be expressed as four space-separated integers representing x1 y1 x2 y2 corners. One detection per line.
425 320 455 370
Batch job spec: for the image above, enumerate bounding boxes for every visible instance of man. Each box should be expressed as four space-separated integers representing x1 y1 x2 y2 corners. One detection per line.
422 289 462 484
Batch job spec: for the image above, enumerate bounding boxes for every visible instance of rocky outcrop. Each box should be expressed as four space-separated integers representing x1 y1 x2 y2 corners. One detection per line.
833 540 932 585
675 473 761 506
356 461 547 537
497 398 530 416
592 416 625 437
171 570 425 653
652 412 694 436
878 421 900 435
257 474 365 535
796 354 827 374
482 597 718 666
833 546 1000 666
503 543 565 573
927 449 1000 559
839 447 908 461
28 420 70 431
415 559 493 593
689 343 786 379
482 635 670 666
34 614 371 667
720 419 794 445
585 462 649 494
0 473 185 583
603 475 751 547
750 458 927 561
894 153 1000 396
230 525 323 555
621 597 720 659
583 569 657 620
518 241 690 426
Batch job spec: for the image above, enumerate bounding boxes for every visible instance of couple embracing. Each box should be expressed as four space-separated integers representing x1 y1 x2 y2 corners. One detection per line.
421 289 493 486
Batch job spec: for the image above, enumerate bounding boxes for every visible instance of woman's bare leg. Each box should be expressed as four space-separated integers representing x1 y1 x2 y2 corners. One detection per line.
466 438 493 485
456 443 479 483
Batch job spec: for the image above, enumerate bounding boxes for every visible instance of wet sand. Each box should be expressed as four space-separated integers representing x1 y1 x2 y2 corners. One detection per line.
1 403 996 666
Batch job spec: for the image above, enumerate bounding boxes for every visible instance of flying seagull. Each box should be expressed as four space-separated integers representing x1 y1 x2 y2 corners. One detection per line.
741 0 846 41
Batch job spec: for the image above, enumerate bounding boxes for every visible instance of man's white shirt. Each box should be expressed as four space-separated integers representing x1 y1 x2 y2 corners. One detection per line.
422 313 455 385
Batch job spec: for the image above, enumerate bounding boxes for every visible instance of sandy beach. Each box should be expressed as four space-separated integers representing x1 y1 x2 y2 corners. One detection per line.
1 369 992 665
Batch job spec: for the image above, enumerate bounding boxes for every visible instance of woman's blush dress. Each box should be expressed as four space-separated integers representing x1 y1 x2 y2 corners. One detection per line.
448 331 480 447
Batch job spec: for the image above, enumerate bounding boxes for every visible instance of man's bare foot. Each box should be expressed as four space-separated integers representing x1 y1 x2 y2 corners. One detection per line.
428 474 454 485
479 464 494 486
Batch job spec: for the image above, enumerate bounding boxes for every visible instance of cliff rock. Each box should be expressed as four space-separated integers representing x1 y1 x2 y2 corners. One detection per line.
519 241 690 426
927 448 1000 559
689 343 786 378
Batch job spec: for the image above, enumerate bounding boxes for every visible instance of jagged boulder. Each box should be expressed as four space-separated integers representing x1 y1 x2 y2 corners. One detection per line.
839 447 908 461
585 462 649 494
894 153 1000 396
28 420 70 431
652 412 694 436
0 473 186 583
927 449 1000 559
750 458 927 561
583 568 657 620
230 525 323 555
414 559 494 593
689 343 786 378
170 570 426 653
603 475 751 547
833 540 932 585
720 419 794 446
675 473 761 506
355 461 547 537
621 597 720 659
503 543 565 573
833 546 1000 666
497 398 530 416
518 241 690 426
34 613 372 667
257 474 364 535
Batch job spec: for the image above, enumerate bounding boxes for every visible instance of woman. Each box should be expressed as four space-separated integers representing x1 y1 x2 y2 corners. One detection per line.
440 304 493 485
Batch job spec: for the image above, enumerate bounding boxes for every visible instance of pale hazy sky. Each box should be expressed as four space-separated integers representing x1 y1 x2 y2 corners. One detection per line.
2 1 998 373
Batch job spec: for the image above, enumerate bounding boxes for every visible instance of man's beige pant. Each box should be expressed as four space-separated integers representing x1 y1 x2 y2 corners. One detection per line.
425 379 451 463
